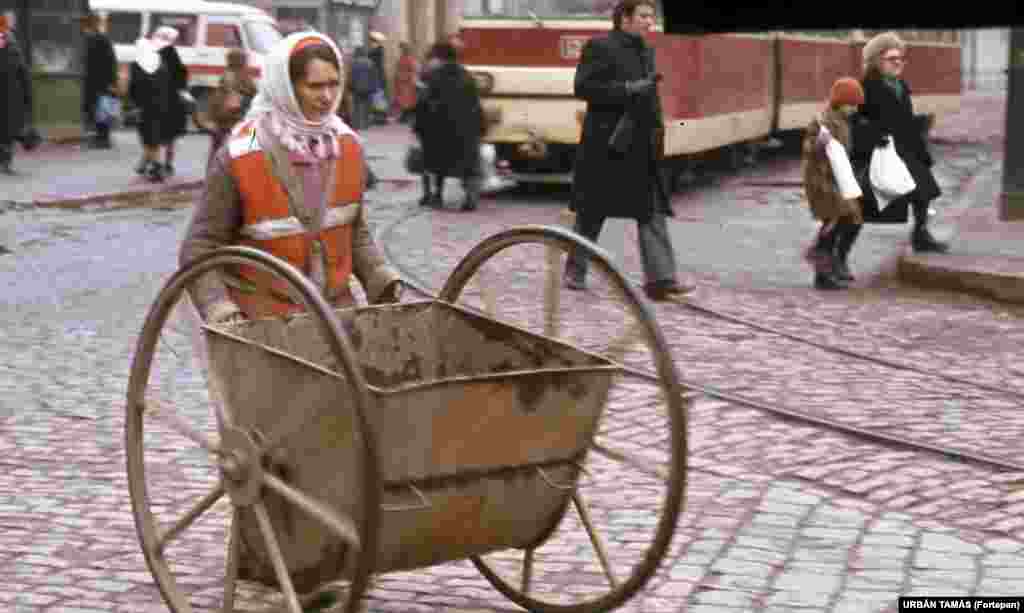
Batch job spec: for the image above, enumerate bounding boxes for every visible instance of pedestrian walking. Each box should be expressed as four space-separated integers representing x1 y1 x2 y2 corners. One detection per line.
205 47 257 169
564 0 692 301
393 42 419 124
81 11 119 149
348 46 379 131
413 41 486 211
367 31 389 124
411 45 440 207
852 31 948 253
180 31 404 325
802 77 865 290
129 26 186 182
0 15 33 175
156 28 190 177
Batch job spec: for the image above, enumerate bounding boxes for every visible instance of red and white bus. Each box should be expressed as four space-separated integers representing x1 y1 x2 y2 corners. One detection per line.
459 2 962 188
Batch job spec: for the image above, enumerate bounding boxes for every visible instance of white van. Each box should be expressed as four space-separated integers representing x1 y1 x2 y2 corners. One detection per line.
90 0 282 124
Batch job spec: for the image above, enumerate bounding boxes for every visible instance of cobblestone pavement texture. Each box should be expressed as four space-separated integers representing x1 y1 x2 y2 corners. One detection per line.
1 91 1022 612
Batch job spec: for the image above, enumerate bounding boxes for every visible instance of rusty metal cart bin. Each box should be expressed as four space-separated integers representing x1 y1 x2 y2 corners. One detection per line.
127 226 689 613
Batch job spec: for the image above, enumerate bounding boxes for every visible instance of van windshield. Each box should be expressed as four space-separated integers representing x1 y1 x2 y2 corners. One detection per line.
244 20 283 54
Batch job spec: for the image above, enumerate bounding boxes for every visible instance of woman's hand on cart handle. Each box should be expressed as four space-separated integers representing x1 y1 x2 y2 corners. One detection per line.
208 300 246 326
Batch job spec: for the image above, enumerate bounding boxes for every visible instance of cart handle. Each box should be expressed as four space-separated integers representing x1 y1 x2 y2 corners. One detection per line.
381 483 432 512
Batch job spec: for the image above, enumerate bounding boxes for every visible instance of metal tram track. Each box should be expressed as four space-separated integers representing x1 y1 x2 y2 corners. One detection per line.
394 273 1024 475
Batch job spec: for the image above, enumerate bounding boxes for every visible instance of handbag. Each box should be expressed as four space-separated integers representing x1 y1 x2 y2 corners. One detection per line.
869 138 916 209
823 131 862 200
95 94 122 128
371 90 389 114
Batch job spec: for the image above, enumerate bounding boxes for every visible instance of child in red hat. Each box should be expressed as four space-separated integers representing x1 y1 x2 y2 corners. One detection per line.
801 77 865 289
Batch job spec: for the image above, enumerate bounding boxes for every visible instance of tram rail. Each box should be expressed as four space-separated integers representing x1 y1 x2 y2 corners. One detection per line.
391 266 1024 476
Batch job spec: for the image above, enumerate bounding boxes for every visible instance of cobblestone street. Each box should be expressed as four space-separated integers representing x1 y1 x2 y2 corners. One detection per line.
1 91 1021 612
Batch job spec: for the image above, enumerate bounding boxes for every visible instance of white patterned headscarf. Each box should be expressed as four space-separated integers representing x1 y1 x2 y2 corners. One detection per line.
245 31 357 159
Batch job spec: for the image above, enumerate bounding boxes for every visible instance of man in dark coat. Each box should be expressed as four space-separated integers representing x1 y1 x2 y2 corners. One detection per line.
81 12 119 149
851 31 947 253
0 16 32 175
565 0 691 301
414 41 485 211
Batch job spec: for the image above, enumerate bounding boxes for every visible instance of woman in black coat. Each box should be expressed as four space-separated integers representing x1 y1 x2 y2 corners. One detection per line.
81 12 118 149
414 41 485 211
158 42 190 176
851 31 947 253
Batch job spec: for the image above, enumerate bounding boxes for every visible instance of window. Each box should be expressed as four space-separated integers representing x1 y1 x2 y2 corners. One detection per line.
150 13 198 46
205 22 243 48
105 11 143 45
243 20 283 54
29 10 80 73
462 0 624 18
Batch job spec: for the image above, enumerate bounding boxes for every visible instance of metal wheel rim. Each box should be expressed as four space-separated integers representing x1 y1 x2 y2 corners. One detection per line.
440 225 688 613
125 246 381 613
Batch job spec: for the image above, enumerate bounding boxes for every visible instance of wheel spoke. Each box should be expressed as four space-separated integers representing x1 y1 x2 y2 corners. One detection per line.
544 244 562 338
606 321 645 362
263 472 361 551
591 442 669 483
223 509 240 613
477 265 498 318
522 547 534 595
143 395 220 454
156 484 226 555
253 501 303 613
572 491 619 588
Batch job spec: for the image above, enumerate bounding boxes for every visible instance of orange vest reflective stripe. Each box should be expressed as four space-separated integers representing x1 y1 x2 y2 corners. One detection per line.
226 122 366 318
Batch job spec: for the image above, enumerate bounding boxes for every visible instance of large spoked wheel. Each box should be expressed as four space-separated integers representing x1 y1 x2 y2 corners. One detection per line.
126 246 380 613
439 226 689 613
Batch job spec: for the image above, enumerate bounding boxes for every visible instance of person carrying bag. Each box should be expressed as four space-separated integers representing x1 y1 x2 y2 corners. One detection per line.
801 77 866 290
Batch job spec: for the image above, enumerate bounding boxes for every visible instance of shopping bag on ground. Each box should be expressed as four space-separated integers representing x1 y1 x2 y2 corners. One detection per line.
869 138 916 208
823 133 862 200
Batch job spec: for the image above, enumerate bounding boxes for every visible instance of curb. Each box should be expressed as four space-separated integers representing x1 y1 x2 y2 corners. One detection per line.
31 180 205 211
896 159 1024 304
898 253 1024 304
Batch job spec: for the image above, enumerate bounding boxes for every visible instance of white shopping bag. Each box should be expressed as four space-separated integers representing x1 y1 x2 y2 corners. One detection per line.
823 132 863 200
869 138 916 208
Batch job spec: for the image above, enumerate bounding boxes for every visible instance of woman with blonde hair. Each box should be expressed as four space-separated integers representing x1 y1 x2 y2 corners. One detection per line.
852 31 947 252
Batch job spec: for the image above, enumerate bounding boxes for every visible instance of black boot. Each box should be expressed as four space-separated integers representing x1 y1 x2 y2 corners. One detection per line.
911 200 949 253
911 226 949 253
834 221 862 281
814 272 845 290
429 176 445 208
418 174 433 206
461 177 480 211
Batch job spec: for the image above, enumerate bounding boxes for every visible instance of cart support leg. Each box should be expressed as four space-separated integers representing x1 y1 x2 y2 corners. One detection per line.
222 510 240 613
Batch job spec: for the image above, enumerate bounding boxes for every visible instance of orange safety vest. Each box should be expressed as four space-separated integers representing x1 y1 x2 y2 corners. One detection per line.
225 122 366 319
